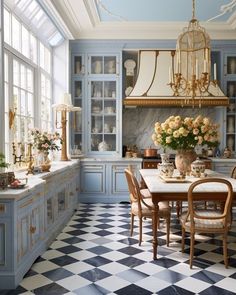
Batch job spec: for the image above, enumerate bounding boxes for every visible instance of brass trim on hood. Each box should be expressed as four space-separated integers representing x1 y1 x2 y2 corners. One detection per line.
123 97 229 107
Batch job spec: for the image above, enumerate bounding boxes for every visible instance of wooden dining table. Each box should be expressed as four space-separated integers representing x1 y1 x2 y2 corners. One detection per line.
139 168 236 260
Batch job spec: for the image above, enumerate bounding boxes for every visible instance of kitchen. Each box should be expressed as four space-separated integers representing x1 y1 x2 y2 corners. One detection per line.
1 0 236 293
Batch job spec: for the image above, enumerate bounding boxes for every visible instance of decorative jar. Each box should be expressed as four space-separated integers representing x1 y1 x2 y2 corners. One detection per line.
159 153 174 177
191 157 206 177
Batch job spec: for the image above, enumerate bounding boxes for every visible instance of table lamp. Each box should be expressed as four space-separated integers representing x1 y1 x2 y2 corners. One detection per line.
52 93 81 161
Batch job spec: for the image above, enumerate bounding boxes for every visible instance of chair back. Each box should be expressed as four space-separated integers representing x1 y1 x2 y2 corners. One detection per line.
231 166 236 179
125 169 142 210
187 178 233 228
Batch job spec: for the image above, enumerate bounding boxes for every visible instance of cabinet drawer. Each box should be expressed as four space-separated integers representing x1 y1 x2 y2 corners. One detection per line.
142 162 159 169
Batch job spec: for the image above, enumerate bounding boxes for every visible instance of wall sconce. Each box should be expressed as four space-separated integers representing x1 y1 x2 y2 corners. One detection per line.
52 93 81 161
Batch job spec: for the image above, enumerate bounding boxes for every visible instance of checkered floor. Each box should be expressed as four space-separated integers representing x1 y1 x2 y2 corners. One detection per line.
1 203 236 295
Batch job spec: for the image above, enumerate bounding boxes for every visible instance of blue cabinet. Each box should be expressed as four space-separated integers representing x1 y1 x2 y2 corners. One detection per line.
80 163 106 194
70 43 122 157
0 162 79 289
79 159 142 203
224 53 236 154
17 189 44 264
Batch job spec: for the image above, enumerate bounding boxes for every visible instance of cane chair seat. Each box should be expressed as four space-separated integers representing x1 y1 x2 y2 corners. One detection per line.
180 210 226 229
125 168 171 246
132 196 170 216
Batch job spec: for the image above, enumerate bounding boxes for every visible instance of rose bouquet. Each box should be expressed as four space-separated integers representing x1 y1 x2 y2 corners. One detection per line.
152 115 220 151
30 129 62 154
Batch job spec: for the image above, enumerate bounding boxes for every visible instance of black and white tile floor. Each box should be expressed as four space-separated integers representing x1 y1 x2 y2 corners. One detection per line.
1 203 236 295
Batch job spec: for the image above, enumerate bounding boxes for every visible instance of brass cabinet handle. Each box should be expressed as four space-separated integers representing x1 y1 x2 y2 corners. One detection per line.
30 226 36 234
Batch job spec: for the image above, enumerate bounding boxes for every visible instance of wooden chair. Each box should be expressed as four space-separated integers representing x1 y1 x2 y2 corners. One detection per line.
180 178 233 268
230 165 236 219
125 168 171 246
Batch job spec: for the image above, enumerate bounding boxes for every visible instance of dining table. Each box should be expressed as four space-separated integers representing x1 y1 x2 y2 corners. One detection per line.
139 168 236 260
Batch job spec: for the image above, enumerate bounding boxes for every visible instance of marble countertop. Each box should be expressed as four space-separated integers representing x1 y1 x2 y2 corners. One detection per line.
209 157 236 162
0 160 79 200
80 157 143 162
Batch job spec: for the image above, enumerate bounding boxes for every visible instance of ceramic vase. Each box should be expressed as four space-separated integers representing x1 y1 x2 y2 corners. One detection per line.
159 153 174 177
175 149 197 176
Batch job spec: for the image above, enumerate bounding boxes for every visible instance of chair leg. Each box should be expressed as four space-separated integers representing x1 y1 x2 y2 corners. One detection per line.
181 227 185 252
130 213 134 237
139 217 143 246
190 232 195 269
166 215 170 247
176 201 182 218
223 233 229 268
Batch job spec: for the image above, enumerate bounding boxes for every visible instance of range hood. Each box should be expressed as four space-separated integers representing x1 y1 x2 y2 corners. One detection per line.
123 50 229 107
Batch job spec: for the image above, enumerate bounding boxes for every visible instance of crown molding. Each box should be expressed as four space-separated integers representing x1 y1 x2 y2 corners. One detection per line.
74 21 236 40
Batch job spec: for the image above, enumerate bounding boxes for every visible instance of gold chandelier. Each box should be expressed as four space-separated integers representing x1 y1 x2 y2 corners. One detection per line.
169 0 217 107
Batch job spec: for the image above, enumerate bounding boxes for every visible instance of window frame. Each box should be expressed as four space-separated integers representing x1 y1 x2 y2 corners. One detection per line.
3 6 53 164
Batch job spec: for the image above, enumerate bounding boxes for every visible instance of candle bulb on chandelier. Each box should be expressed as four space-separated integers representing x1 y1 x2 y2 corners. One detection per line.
214 63 217 80
204 60 207 73
196 59 199 78
169 66 172 83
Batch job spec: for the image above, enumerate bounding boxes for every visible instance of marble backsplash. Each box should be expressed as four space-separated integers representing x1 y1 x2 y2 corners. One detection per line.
122 107 217 153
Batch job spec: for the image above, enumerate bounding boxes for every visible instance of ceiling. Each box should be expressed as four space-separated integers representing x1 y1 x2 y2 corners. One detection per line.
46 0 236 40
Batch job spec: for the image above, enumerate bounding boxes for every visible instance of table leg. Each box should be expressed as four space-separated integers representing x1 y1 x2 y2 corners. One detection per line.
152 203 158 260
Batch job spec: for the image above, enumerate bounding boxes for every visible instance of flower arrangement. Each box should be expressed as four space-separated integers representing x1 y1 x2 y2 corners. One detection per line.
30 129 62 154
152 115 220 151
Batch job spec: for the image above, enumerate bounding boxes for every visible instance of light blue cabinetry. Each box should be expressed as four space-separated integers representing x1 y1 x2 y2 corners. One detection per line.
81 163 106 194
224 52 236 154
79 159 142 203
0 182 45 289
0 202 13 272
70 42 122 157
17 189 44 262
43 164 79 246
0 161 79 289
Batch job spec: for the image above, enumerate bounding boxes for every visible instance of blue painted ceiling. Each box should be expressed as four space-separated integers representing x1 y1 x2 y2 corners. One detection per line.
96 0 234 22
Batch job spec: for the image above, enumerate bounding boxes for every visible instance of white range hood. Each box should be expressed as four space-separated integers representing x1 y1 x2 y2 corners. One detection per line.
123 50 229 107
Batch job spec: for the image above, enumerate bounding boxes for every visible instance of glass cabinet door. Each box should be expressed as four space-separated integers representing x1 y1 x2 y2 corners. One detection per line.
226 80 236 152
73 54 85 75
225 53 236 154
71 78 83 155
227 56 236 75
89 79 117 153
90 55 118 75
71 54 85 156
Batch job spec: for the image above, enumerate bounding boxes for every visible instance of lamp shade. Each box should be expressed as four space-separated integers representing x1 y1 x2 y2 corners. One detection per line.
52 93 74 111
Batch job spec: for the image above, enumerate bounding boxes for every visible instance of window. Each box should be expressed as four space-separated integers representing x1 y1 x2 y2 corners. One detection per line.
41 73 52 131
12 58 34 144
3 7 53 163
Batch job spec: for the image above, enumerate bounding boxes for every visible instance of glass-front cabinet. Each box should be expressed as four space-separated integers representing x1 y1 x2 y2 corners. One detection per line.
89 79 118 153
88 54 119 155
71 54 84 155
71 51 120 156
225 54 236 154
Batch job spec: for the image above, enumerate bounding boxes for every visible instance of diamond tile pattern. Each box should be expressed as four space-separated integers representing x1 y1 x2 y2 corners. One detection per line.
1 203 236 294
